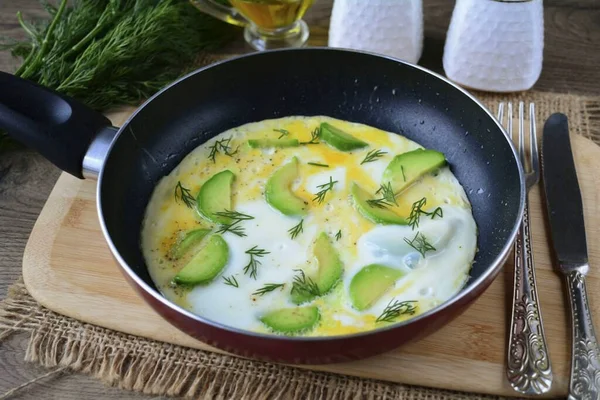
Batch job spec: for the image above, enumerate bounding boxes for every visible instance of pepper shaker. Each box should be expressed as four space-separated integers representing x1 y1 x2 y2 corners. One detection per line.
443 0 544 92
328 0 423 64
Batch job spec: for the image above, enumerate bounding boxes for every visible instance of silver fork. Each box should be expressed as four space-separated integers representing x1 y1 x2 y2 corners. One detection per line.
498 102 553 395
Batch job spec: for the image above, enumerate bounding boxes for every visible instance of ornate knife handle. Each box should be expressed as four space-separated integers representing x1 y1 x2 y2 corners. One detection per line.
566 269 600 400
507 201 553 394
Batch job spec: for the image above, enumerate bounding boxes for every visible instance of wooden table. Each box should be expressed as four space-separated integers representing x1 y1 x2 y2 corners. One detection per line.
0 1 598 398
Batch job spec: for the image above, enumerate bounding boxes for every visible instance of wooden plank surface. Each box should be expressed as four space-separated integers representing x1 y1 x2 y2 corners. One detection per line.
1 0 599 398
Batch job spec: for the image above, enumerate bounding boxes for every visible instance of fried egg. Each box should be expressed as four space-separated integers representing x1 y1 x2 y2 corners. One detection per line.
141 116 477 337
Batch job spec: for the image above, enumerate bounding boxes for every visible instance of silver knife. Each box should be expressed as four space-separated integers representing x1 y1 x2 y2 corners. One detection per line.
542 113 600 400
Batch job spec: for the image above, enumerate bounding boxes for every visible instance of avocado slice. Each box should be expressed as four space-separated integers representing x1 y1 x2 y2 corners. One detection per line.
349 264 405 311
197 170 235 224
351 183 407 225
382 149 446 194
265 157 307 216
320 122 369 151
171 228 211 259
291 232 344 305
174 234 229 285
248 138 299 148
260 306 320 334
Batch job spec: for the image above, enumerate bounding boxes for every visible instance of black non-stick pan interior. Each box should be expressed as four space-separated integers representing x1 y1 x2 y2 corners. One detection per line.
100 49 521 293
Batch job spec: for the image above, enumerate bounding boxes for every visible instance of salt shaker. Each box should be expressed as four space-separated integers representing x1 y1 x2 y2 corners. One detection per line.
328 0 423 64
443 0 544 92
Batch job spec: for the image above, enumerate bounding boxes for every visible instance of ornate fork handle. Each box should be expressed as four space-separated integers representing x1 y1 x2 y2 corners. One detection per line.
506 200 553 394
565 269 600 400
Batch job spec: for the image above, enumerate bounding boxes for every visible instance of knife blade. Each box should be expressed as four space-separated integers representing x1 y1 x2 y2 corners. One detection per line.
541 113 600 400
541 113 588 268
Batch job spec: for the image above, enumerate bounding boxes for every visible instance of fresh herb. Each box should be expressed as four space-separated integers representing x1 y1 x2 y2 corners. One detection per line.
215 210 254 237
431 207 443 219
208 137 237 163
273 128 289 139
252 283 285 296
375 182 398 206
174 181 195 209
366 197 393 209
288 219 304 240
401 165 407 182
361 149 387 164
215 223 246 237
407 197 443 230
376 299 417 322
335 230 342 241
300 127 320 145
366 183 397 209
1 0 236 151
243 246 270 279
291 269 320 297
223 275 239 288
307 162 329 168
403 232 436 257
214 210 254 221
313 176 337 204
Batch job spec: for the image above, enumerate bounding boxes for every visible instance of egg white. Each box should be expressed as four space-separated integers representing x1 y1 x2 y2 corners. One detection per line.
141 116 477 336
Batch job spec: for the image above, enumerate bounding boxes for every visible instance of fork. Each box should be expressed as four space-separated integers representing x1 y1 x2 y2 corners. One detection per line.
498 102 553 395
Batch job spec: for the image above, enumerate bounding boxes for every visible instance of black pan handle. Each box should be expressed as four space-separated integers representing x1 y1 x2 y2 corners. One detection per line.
0 71 114 178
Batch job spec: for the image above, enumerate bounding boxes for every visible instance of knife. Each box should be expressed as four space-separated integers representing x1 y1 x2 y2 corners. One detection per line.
542 113 600 400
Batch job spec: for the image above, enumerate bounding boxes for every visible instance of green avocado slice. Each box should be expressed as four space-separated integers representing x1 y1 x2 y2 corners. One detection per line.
351 183 407 225
196 170 235 224
382 149 446 194
260 306 320 334
248 138 300 148
291 232 344 305
265 157 307 216
171 228 211 259
349 264 405 311
320 122 369 151
174 234 229 285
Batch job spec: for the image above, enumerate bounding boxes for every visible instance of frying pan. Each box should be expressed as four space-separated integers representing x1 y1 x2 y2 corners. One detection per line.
0 48 525 364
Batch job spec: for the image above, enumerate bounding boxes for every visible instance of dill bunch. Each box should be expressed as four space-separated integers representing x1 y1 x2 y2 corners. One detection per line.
0 0 237 150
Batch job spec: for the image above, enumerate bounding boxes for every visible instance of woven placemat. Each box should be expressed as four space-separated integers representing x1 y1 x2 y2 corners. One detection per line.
1 53 599 399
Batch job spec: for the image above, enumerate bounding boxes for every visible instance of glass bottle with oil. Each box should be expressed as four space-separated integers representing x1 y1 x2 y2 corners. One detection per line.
190 0 315 50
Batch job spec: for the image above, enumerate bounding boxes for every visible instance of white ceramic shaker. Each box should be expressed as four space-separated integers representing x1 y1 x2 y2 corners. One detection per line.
443 0 544 92
328 0 423 64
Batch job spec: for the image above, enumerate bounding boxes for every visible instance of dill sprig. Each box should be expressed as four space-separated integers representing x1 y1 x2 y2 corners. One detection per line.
307 162 329 168
252 283 285 296
366 183 397 209
1 0 236 151
403 232 436 257
335 230 342 241
313 176 337 204
366 197 393 209
174 181 195 209
361 149 387 164
375 182 398 206
214 210 254 237
300 127 320 145
243 246 270 279
208 137 237 163
291 269 320 297
401 165 407 182
376 299 418 322
223 275 239 288
407 197 444 230
273 128 289 139
288 219 304 239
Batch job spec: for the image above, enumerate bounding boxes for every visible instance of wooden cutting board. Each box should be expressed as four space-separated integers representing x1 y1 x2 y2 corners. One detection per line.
22 116 600 398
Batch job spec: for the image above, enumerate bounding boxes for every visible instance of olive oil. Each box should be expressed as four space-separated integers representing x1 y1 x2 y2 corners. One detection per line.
229 0 315 30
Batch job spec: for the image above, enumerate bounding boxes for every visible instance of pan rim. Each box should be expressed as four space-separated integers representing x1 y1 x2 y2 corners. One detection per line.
97 47 526 343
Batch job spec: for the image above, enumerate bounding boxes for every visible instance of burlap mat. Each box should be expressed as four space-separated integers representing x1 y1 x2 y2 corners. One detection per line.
1 53 599 399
